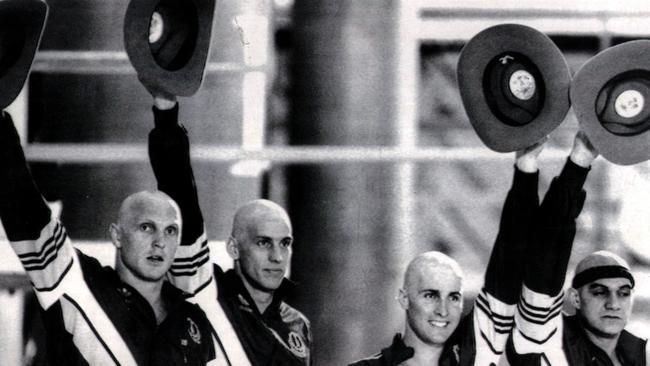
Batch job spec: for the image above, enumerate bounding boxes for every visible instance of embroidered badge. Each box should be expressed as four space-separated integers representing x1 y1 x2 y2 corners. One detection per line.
187 317 201 344
453 344 460 363
287 331 307 358
238 294 253 313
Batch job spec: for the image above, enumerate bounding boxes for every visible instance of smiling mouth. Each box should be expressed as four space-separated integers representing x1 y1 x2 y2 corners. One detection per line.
429 320 449 328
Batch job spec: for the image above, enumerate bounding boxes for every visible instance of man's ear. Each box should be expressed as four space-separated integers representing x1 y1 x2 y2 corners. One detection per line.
226 237 239 260
568 287 581 309
110 223 122 249
398 288 409 310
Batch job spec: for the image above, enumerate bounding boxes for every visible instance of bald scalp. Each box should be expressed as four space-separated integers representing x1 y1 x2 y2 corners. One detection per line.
230 199 292 240
117 190 181 227
403 251 463 290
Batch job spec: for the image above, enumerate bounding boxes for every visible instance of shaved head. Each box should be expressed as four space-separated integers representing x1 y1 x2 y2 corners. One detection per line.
117 190 181 228
403 251 464 290
227 199 293 302
400 251 464 347
111 190 182 284
231 199 292 240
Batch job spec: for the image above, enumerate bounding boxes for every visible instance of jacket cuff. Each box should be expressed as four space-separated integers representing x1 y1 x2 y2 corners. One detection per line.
512 165 539 193
152 103 179 128
558 158 590 189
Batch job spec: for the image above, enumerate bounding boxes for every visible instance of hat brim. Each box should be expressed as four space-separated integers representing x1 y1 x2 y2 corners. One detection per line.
124 0 215 97
458 24 571 152
0 0 47 109
571 40 650 165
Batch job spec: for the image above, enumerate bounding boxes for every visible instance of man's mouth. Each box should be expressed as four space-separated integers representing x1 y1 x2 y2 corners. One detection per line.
602 315 621 320
265 269 284 276
147 255 164 264
429 320 449 328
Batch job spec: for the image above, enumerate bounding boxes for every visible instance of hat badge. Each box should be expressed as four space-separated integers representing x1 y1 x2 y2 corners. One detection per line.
509 69 536 101
614 89 644 119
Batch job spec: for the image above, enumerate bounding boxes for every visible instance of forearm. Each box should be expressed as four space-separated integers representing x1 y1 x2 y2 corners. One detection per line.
148 104 212 294
148 104 204 244
484 166 539 304
0 111 74 307
524 158 589 296
0 111 50 240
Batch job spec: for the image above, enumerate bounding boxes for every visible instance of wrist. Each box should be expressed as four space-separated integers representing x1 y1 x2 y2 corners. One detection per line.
153 96 177 110
570 150 596 168
516 156 539 173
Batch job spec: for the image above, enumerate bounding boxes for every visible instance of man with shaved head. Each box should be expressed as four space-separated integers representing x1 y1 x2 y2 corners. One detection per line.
350 131 598 366
147 94 310 365
0 108 217 365
398 251 464 363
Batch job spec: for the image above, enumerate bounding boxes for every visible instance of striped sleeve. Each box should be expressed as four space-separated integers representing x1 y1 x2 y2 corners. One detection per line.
148 104 213 295
474 289 516 358
508 285 566 366
168 230 213 296
514 285 564 348
473 166 538 361
0 111 77 309
10 218 75 308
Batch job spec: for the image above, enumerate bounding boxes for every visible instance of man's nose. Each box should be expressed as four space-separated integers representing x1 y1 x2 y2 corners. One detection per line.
605 293 621 310
269 245 284 262
152 232 165 248
435 298 449 317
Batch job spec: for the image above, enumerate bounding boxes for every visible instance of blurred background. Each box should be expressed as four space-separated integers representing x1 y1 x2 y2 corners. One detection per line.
2 0 650 365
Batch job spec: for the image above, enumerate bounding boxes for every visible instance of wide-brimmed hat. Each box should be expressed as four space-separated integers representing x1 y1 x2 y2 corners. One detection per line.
124 0 215 96
457 24 571 152
0 0 47 109
571 40 650 165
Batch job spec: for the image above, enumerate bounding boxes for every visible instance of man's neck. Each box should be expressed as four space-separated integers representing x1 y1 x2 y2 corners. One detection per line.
402 328 444 366
235 268 275 314
584 328 621 365
116 264 167 324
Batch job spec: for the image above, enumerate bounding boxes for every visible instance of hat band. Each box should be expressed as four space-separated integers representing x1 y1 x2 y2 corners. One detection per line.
571 265 635 289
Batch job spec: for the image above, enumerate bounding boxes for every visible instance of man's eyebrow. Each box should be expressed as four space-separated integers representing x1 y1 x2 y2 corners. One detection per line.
420 289 440 294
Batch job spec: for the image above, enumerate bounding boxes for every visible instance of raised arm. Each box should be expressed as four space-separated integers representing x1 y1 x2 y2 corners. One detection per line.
148 96 212 296
0 111 75 308
507 131 597 364
473 139 544 358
